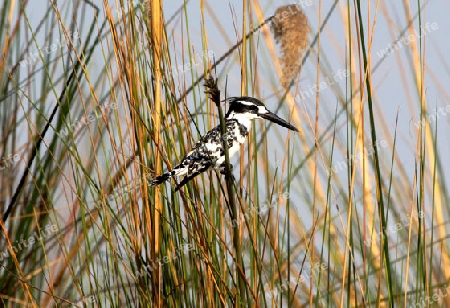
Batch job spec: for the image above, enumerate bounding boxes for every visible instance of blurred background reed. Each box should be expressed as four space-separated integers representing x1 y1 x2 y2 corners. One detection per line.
0 0 448 307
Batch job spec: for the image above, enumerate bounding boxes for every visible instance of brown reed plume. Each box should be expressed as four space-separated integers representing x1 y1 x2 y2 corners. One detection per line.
271 5 310 89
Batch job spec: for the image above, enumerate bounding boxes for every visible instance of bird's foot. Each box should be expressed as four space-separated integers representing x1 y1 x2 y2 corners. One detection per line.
219 163 235 181
219 163 233 175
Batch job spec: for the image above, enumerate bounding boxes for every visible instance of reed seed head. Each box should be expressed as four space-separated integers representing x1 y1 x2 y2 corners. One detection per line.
271 5 310 88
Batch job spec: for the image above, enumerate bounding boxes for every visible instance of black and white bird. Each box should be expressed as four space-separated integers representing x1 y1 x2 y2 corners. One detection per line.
151 97 298 191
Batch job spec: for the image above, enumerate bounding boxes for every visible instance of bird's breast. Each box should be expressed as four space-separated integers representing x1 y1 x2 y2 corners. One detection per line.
227 120 249 144
196 120 250 167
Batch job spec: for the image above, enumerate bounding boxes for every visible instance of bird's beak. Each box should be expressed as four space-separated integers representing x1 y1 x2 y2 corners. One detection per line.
260 111 298 132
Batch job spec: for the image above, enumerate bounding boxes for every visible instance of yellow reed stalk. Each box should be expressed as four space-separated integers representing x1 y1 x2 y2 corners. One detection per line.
150 0 163 305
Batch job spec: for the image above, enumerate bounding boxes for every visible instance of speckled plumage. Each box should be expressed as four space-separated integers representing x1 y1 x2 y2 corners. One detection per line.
151 96 298 191
151 119 248 191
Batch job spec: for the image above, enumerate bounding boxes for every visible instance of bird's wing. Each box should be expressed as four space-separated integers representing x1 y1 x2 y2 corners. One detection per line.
196 125 222 145
174 161 212 191
172 123 237 191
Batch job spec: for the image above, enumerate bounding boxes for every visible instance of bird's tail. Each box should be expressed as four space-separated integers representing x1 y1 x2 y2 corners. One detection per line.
151 172 171 186
151 164 189 187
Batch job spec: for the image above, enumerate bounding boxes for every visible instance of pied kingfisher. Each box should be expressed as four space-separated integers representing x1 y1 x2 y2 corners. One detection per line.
151 97 298 191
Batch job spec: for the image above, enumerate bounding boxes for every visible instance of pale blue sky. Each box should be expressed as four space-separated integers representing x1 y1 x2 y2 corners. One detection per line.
18 0 450 214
